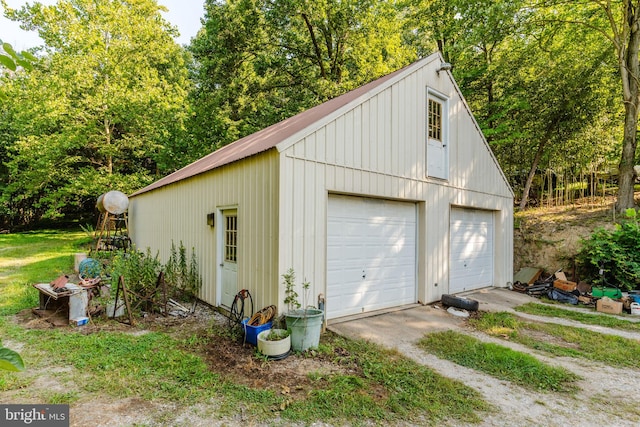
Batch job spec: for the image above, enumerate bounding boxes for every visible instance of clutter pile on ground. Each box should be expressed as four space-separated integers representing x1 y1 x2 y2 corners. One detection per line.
510 267 640 315
30 254 199 329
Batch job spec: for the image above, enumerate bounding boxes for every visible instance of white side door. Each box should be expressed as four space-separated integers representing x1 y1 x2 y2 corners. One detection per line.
220 209 238 308
426 89 449 180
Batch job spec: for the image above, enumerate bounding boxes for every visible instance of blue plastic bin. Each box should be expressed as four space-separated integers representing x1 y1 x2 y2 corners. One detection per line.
241 318 272 346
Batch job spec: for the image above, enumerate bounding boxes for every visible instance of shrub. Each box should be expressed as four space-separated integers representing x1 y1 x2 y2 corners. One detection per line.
576 209 640 290
109 247 162 298
109 242 203 308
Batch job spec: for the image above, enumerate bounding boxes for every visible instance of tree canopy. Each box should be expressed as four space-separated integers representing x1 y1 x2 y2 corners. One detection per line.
0 0 638 227
1 0 190 224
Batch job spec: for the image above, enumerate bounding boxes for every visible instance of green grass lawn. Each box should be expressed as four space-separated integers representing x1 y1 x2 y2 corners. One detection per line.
0 230 91 316
471 311 640 368
418 330 579 392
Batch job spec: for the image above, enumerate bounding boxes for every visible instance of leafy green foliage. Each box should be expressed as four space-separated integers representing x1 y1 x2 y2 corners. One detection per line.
264 328 290 341
0 345 25 372
283 268 300 311
0 39 35 72
1 0 190 226
109 247 162 300
108 241 202 309
282 268 313 311
1 0 633 228
576 209 640 290
419 330 579 392
187 0 416 159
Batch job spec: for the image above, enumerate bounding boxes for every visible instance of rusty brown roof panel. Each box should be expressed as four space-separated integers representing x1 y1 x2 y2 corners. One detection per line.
131 64 408 197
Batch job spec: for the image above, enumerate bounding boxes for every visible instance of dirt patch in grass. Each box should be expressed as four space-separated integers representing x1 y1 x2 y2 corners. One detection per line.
518 327 581 349
199 330 348 401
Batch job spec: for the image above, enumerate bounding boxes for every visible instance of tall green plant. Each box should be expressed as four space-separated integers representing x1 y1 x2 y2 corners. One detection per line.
282 268 312 312
576 209 640 290
164 241 202 300
109 247 162 299
283 268 300 312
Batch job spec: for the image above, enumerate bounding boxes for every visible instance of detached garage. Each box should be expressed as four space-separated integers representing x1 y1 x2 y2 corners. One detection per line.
128 52 514 322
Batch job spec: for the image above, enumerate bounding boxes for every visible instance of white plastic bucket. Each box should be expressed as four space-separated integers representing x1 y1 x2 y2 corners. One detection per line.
631 302 640 316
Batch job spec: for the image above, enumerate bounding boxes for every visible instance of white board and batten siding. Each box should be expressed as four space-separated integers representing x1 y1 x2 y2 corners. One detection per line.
129 150 281 310
130 52 513 321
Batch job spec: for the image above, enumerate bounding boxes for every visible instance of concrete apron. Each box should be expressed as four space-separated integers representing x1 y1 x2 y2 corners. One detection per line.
327 287 537 348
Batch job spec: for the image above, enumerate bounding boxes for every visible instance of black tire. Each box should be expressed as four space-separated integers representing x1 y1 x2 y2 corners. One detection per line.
441 294 479 311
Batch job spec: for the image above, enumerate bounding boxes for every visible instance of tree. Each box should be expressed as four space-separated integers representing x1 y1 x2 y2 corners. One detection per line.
491 12 620 209
188 0 415 156
1 0 190 225
604 0 640 211
534 0 640 211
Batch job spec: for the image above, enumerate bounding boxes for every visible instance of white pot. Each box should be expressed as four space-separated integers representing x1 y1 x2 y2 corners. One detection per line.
106 302 124 318
257 329 291 358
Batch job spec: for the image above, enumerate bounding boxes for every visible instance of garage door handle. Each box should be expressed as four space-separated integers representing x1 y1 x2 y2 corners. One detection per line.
362 272 366 279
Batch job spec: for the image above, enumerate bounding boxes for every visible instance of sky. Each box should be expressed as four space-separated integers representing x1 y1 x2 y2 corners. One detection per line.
1 0 206 50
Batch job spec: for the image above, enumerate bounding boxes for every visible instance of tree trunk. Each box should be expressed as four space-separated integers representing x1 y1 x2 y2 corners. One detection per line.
618 102 639 211
616 0 640 212
301 13 327 80
519 139 547 210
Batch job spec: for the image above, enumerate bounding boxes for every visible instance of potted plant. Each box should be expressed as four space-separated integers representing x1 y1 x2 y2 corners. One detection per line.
283 268 324 351
257 322 291 359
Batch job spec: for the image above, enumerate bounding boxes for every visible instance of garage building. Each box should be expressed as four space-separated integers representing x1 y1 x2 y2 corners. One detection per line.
129 52 514 321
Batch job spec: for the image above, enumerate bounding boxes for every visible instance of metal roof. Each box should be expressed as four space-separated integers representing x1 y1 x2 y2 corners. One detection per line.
130 61 416 197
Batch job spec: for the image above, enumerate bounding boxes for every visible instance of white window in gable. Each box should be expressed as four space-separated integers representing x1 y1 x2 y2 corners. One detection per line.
426 89 449 180
428 99 442 141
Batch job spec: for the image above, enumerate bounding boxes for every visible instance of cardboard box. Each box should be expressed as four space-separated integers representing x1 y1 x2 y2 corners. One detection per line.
553 279 577 292
70 316 89 326
596 298 623 315
555 271 568 281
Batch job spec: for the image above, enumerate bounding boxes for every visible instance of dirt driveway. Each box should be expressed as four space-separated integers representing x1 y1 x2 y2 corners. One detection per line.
329 287 640 427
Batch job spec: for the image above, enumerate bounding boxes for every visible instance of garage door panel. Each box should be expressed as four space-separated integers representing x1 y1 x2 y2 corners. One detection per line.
327 195 417 319
450 208 494 294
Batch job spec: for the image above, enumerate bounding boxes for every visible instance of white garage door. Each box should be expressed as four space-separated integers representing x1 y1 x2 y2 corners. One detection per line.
450 208 494 294
326 195 417 319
